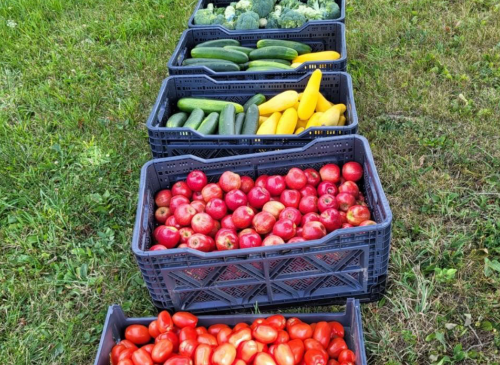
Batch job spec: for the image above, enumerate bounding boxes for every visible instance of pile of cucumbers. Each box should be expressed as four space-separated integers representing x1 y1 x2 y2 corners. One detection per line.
166 94 266 135
182 38 311 72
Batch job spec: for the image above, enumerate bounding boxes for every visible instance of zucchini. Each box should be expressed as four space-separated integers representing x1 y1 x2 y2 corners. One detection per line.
224 45 254 55
235 113 245 134
195 39 240 48
241 104 259 135
219 104 236 135
257 40 311 55
182 58 240 72
191 47 248 64
178 98 244 114
246 67 283 72
248 61 293 70
249 46 298 61
197 112 219 135
166 112 188 128
243 94 266 111
183 108 205 130
254 59 291 65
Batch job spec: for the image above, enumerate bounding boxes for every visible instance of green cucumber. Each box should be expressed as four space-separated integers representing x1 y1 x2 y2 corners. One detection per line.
191 47 248 64
195 39 240 48
182 58 240 72
178 98 244 114
219 104 236 135
235 113 245 134
241 104 259 135
257 39 311 55
254 59 291 65
249 46 298 61
183 108 205 130
246 67 283 72
224 45 255 55
197 112 219 135
243 94 266 111
166 112 188 128
248 61 293 70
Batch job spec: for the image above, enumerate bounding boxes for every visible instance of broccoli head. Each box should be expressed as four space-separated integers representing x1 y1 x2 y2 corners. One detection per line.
307 0 340 19
211 14 227 25
251 0 276 17
265 6 281 28
278 8 306 28
295 4 322 20
277 0 302 10
224 5 236 20
234 0 252 11
235 11 260 29
194 6 217 25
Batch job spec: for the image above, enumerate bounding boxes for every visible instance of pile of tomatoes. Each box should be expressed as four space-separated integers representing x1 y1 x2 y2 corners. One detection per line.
111 311 357 365
150 161 374 252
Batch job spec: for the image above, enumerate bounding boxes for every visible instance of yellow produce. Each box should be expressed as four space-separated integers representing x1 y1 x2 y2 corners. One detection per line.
298 92 303 100
259 116 268 125
293 51 341 64
257 112 281 135
258 90 299 115
294 127 304 134
291 62 302 68
298 69 322 120
316 92 332 112
276 108 298 134
338 115 346 126
319 104 346 126
297 119 307 129
293 101 300 109
305 112 323 129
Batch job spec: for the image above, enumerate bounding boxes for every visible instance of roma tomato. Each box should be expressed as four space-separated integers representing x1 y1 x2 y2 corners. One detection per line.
288 339 305 364
233 360 246 365
152 339 174 363
119 340 138 350
233 323 249 332
328 322 344 339
237 340 259 363
212 343 237 365
209 324 230 336
125 324 151 345
117 360 134 365
195 344 213 365
254 352 277 365
165 355 194 365
337 350 355 363
173 312 199 328
304 339 323 352
141 344 154 354
179 339 199 358
313 322 331 349
310 324 317 333
158 311 174 333
289 323 313 340
148 320 161 339
256 341 268 353
326 338 347 359
156 332 179 352
286 318 302 332
303 349 327 365
327 360 340 365
228 328 252 348
339 363 353 365
111 344 126 364
253 324 278 344
217 327 233 345
274 343 295 365
265 315 286 331
117 348 135 362
180 327 198 342
198 333 218 347
268 344 277 357
274 330 290 344
196 326 208 335
131 348 153 365
251 318 267 330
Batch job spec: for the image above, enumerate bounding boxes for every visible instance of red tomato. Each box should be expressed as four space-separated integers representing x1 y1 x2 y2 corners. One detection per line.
156 332 179 352
237 340 259 363
256 341 268 353
173 312 199 328
327 360 340 365
158 311 174 333
228 328 252 348
253 324 278 344
328 322 344 339
233 360 246 365
152 339 174 363
339 363 354 365
251 318 267 330
289 323 313 340
195 344 213 365
119 340 138 350
131 348 153 365
274 330 290 344
217 327 233 345
165 355 194 365
180 327 198 342
286 318 302 332
212 343 237 365
268 344 277 357
117 348 135 362
148 321 161 339
233 323 249 332
209 324 231 336
117 360 134 365
288 339 305 364
304 350 327 365
265 315 286 331
111 344 126 364
198 333 218 347
304 339 323 352
196 326 208 335
254 352 277 365
274 343 294 365
180 339 199 358
313 322 331 349
141 344 154 354
337 350 355 363
125 325 151 345
326 338 347 359
310 324 317 333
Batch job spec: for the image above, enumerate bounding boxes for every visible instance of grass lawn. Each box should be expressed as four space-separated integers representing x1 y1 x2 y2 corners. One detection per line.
1 0 500 363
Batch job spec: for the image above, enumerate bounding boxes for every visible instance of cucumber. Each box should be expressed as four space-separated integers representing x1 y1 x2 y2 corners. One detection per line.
239 62 249 70
224 45 255 55
248 61 293 70
166 112 188 128
191 47 248 64
254 59 291 65
178 98 244 113
241 104 259 135
219 104 236 135
195 39 240 48
235 113 245 134
197 112 219 135
183 108 205 130
257 40 311 55
246 67 283 72
243 93 266 111
182 58 240 72
249 46 298 61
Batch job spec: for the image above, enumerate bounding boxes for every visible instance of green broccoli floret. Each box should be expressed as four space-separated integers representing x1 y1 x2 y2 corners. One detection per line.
212 14 227 25
265 15 280 28
235 11 260 29
194 8 216 25
224 20 236 29
225 5 236 20
235 0 252 11
295 4 322 20
277 0 302 10
307 0 340 19
278 8 306 28
251 0 276 17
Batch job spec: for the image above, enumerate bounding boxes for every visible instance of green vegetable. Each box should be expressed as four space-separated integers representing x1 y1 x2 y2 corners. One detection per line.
248 60 293 69
252 58 291 65
224 45 255 55
191 47 249 63
249 46 298 61
235 11 260 30
183 108 205 130
234 0 252 12
246 66 283 71
243 94 266 111
194 4 217 25
295 4 323 20
166 112 188 128
279 0 302 9
197 112 220 135
182 58 241 72
235 113 245 134
278 9 307 28
251 0 275 17
241 104 259 134
257 39 311 55
219 104 236 135
307 0 340 19
178 98 244 113
195 39 240 48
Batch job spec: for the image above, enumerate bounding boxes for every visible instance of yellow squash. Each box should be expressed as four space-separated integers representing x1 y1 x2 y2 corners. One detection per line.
338 115 346 126
259 116 268 126
293 51 341 63
293 101 300 109
298 69 322 120
258 90 299 115
257 112 281 135
316 92 332 112
276 108 298 135
291 62 302 68
294 127 305 135
305 112 323 129
318 104 346 126
297 118 307 129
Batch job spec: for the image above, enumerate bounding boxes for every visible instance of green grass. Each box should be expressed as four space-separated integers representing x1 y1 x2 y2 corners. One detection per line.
1 0 500 363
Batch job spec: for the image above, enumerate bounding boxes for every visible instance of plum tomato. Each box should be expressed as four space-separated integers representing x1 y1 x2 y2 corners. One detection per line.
125 324 151 345
173 312 198 328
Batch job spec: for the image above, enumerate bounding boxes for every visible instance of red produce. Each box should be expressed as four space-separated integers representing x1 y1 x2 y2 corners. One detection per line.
125 324 151 345
317 182 338 197
238 228 257 237
342 223 354 229
190 200 206 213
187 233 212 252
212 343 237 365
288 237 306 243
326 338 347 359
280 189 301 208
339 211 347 224
225 189 248 211
155 206 172 224
320 209 342 232
338 181 359 198
300 185 318 198
317 194 339 213
221 215 237 230
295 227 304 237
191 213 215 235
170 195 191 212
186 170 208 192
239 231 263 249
273 219 296 241
208 220 220 238
346 205 370 226
175 204 197 226
240 176 255 194
150 244 167 251
232 206 256 229
219 171 241 192
342 162 363 182
155 189 172 207
238 340 259 363
202 183 223 203
337 349 355 363
255 175 269 189
336 193 356 212
285 168 307 190
248 187 271 209
263 235 285 246
179 227 194 243
155 226 180 248
266 175 287 196
319 164 341 184
206 198 228 220
192 191 204 201
172 181 192 199
304 168 321 187
165 216 181 229
279 207 302 226
359 220 376 226
299 196 319 214
215 229 239 250
262 201 286 219
252 211 276 235
302 221 327 240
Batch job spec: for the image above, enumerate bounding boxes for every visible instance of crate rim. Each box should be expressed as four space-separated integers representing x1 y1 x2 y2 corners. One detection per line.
132 135 393 257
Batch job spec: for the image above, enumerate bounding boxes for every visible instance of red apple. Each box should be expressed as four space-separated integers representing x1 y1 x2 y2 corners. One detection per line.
342 162 363 182
155 226 180 248
359 220 376 226
206 198 227 220
155 189 172 207
219 171 241 193
301 212 321 226
285 168 307 190
320 208 342 232
304 168 321 187
190 200 206 213
192 191 204 201
280 189 301 208
191 213 215 235
178 243 188 248
339 211 347 223
155 207 172 224
165 215 182 229
232 206 256 229
187 233 212 252
263 235 285 246
207 236 216 251
319 164 341 183
225 189 248 211
179 227 194 243
240 176 255 194
221 215 237 230
296 227 303 237
150 244 167 251
318 194 339 213
299 195 318 214
172 181 192 199
300 185 317 198
252 212 276 235
255 175 269 189
358 193 365 202
342 223 355 229
201 183 223 203
215 228 239 250
302 221 327 240
174 204 197 226
247 187 271 209
346 205 371 226
262 201 285 219
239 231 263 249
186 170 208 192
266 175 286 196
272 219 296 241
208 220 220 238
287 237 306 243
339 181 360 198
336 192 356 212
238 228 257 238
279 207 302 226
317 181 338 196
170 195 190 212
357 200 368 207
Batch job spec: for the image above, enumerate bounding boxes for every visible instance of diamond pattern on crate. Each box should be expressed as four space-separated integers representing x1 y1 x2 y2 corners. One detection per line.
273 257 321 278
216 265 253 282
190 290 226 304
219 284 255 299
184 267 216 282
283 276 316 292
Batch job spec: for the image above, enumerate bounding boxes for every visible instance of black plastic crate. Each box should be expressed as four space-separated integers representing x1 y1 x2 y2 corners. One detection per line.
147 72 358 159
94 299 367 365
132 135 392 312
168 22 347 80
